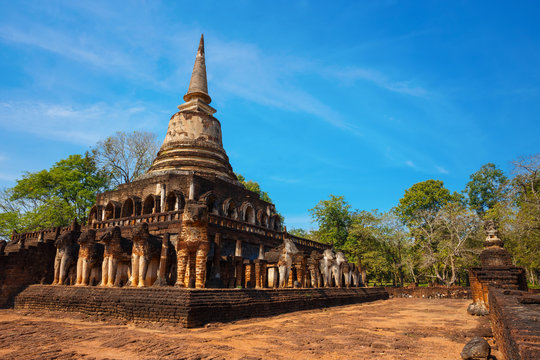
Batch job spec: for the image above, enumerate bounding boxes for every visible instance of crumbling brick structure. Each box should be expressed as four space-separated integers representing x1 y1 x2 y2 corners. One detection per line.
1 36 366 308
467 220 528 315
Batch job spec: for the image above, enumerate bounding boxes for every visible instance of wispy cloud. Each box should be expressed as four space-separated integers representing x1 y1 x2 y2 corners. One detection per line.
323 66 428 97
435 165 449 174
0 101 160 145
0 25 136 73
405 160 415 168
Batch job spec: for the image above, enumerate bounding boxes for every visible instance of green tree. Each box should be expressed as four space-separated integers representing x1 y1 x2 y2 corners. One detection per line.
395 179 454 226
502 154 540 284
465 163 508 216
0 153 109 240
309 195 353 248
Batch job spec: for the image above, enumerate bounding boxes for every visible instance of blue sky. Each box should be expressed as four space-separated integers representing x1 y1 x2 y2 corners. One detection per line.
0 1 539 229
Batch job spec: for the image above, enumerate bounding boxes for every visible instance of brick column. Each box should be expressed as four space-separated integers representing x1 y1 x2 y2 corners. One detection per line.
244 260 255 288
288 268 294 288
235 256 243 288
154 233 170 286
254 259 267 288
235 239 242 257
296 262 305 288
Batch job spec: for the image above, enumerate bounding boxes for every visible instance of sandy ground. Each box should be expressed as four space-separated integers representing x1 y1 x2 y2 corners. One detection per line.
0 298 501 360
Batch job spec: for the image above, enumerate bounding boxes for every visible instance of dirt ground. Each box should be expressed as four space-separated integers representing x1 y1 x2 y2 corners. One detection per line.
0 298 501 360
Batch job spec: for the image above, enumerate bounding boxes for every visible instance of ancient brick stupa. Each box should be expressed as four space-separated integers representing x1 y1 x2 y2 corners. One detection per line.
467 220 528 315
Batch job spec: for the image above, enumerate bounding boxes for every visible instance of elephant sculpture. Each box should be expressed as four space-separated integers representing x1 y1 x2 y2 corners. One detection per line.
277 239 300 288
341 261 351 287
100 226 132 287
175 200 209 288
128 222 161 287
319 248 335 287
75 230 103 286
264 238 300 288
307 250 323 288
52 219 80 285
349 263 360 287
332 251 347 287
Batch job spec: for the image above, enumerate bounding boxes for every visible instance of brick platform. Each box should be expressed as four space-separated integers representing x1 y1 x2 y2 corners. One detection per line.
386 286 471 299
489 287 540 360
14 285 388 327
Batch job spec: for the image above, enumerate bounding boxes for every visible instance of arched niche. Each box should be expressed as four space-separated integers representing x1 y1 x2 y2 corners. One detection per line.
165 190 185 212
240 202 255 224
199 191 219 215
104 201 121 220
222 198 237 219
121 197 141 218
143 195 160 215
272 215 281 231
88 205 102 224
121 198 134 218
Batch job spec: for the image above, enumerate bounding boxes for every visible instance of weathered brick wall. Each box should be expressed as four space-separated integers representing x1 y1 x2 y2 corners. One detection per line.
0 242 56 307
385 286 471 299
14 285 388 327
489 287 540 360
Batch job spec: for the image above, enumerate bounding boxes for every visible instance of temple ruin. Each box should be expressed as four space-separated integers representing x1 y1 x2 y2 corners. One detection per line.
0 36 385 325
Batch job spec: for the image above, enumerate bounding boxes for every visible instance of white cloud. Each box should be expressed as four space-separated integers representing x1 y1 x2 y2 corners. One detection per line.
436 165 449 174
405 160 415 168
324 66 428 97
0 101 160 146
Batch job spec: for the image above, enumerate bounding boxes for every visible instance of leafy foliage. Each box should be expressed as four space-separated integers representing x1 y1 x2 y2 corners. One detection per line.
465 163 508 216
394 179 454 226
309 195 352 248
235 173 272 203
0 153 109 240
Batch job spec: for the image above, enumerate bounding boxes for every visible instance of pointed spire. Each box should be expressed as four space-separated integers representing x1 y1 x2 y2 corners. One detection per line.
183 34 212 104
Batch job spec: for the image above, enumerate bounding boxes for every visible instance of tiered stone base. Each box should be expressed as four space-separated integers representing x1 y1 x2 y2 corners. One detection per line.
489 288 540 360
14 285 388 328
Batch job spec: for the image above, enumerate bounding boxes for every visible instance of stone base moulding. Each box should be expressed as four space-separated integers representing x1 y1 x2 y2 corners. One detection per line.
14 285 388 328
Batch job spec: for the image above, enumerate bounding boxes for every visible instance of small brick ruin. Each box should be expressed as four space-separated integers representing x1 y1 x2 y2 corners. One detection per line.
467 220 528 316
386 286 471 299
14 285 388 328
489 288 540 360
1 35 379 326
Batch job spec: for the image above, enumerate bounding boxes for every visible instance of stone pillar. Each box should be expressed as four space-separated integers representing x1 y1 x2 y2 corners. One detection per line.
254 259 267 288
160 184 166 212
235 239 242 257
235 256 243 288
244 260 255 288
258 243 265 260
267 266 278 288
38 232 44 243
296 262 305 288
288 268 294 288
154 233 170 286
189 174 195 201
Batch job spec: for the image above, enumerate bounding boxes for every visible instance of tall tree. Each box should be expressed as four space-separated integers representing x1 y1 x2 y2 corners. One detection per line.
0 153 109 240
504 154 540 284
465 163 508 216
394 179 454 227
309 195 353 248
93 131 159 187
